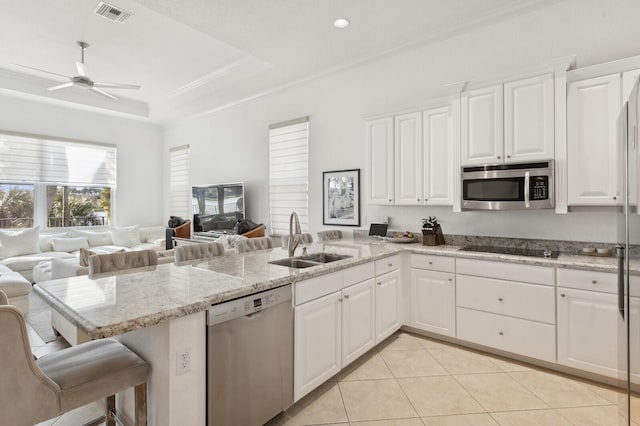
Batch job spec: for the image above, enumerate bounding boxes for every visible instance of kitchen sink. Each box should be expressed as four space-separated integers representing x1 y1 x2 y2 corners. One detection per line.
269 253 352 269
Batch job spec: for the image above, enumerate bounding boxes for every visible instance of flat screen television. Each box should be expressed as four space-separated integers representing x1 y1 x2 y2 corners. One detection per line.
192 183 245 233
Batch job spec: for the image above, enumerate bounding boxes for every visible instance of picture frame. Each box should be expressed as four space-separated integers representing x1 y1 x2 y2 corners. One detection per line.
323 169 360 226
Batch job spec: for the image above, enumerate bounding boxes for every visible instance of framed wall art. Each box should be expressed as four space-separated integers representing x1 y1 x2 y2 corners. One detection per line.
322 169 360 226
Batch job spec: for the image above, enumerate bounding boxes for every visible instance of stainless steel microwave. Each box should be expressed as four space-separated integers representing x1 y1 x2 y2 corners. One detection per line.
461 160 554 210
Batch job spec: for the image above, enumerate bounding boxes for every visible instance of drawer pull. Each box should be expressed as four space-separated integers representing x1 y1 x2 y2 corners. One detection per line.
592 280 597 284
498 297 503 302
343 295 350 299
448 278 453 282
388 263 393 267
338 297 343 302
499 331 504 336
560 293 566 297
428 261 433 265
377 282 382 286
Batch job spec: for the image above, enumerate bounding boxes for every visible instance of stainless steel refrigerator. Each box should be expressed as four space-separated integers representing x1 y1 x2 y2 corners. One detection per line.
617 74 640 425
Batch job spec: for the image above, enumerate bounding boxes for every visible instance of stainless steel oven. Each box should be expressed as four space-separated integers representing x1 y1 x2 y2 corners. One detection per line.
461 160 554 210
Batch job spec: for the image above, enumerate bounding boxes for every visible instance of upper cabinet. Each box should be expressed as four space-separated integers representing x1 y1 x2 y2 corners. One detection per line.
367 117 394 205
462 74 555 166
461 85 504 165
394 112 423 205
567 74 621 205
367 104 455 206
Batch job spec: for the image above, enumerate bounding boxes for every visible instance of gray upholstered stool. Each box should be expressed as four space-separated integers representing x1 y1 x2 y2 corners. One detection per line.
88 249 158 278
0 290 149 426
234 236 275 253
317 230 344 242
175 241 225 264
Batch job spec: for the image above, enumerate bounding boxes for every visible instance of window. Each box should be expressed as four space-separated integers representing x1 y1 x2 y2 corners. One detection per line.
269 117 309 235
0 132 116 229
169 145 190 220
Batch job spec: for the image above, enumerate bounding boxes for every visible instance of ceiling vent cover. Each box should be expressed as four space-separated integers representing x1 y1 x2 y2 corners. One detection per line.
94 2 132 24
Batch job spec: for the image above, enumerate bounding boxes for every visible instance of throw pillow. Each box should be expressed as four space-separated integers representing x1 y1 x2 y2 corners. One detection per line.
79 247 96 267
39 232 69 252
110 225 141 248
50 237 90 253
0 226 41 258
70 229 113 247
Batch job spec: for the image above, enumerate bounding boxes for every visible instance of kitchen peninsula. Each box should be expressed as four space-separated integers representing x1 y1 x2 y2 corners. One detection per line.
33 238 631 426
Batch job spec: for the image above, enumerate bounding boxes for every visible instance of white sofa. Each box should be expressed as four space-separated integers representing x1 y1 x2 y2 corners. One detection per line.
0 225 167 283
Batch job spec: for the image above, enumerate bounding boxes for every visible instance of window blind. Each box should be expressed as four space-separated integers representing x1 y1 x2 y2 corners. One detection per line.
169 144 190 219
0 132 116 185
269 118 309 235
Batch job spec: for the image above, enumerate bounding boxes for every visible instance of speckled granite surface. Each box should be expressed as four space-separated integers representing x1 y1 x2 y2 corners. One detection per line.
33 239 636 340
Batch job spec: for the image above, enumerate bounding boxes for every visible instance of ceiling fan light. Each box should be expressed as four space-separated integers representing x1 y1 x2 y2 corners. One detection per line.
333 18 350 29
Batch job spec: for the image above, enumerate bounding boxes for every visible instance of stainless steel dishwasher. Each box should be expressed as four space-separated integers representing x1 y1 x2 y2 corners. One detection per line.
207 284 293 426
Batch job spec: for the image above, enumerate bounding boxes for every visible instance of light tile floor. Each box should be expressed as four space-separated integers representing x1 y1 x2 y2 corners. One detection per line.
271 331 640 426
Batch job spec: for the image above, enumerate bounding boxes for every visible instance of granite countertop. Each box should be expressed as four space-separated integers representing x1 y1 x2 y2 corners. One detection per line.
33 239 632 340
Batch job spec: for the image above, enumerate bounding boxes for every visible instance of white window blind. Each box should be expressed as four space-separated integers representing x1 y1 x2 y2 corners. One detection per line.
169 144 190 219
269 117 309 235
0 132 116 185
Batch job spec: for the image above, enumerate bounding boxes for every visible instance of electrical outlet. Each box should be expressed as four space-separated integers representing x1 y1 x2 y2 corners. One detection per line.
176 349 191 375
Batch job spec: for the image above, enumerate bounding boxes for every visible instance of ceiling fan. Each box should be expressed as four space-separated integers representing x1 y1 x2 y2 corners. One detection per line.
15 41 141 100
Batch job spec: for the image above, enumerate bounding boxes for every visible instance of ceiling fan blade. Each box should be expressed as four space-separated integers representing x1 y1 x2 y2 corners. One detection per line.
76 61 89 77
47 82 75 91
93 82 141 90
13 63 71 81
90 87 117 100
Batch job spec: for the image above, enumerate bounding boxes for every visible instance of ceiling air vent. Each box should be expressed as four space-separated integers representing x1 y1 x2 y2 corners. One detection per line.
94 2 132 24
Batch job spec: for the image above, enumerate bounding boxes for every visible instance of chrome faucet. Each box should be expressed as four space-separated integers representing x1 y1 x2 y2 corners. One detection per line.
288 212 302 257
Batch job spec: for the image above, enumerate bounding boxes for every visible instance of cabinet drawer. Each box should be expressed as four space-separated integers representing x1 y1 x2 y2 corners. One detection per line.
375 254 401 275
457 275 555 324
343 262 375 288
555 268 638 295
457 307 556 363
456 258 554 286
296 271 343 305
410 254 455 273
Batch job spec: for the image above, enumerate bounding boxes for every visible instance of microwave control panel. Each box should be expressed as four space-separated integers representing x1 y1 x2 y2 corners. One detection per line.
530 176 549 200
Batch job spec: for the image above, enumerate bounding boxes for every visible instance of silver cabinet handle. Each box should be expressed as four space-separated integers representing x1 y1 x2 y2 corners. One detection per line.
498 297 503 302
343 294 350 299
448 278 453 282
560 293 566 297
497 156 501 159
499 331 504 336
613 196 617 200
507 155 511 159
417 198 420 201
388 263 393 267
592 280 597 284
338 297 343 302
388 199 392 202
377 282 382 286
428 261 433 265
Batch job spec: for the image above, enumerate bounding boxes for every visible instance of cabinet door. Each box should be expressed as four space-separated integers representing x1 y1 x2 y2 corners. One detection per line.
423 106 453 205
461 85 504 165
368 117 394 205
294 292 342 401
411 269 455 337
342 279 375 367
504 74 555 162
394 112 423 205
567 74 621 205
623 69 640 208
557 287 622 378
375 269 401 344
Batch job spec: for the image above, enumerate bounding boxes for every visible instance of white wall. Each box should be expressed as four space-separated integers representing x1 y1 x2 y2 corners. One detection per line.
0 96 164 227
164 0 640 243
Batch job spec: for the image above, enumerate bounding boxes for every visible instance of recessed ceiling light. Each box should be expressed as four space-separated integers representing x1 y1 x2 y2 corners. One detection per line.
333 18 350 29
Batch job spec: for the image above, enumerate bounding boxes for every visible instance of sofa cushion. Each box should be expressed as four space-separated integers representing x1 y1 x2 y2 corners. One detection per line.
50 237 89 253
0 269 31 298
1 252 76 273
0 226 40 258
110 225 141 248
70 229 113 247
39 232 69 252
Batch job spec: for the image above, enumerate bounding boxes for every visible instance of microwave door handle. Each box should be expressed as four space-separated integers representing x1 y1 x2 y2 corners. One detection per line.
524 171 530 208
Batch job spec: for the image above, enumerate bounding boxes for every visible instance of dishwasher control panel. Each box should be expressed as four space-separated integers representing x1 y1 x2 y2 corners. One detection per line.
207 284 292 326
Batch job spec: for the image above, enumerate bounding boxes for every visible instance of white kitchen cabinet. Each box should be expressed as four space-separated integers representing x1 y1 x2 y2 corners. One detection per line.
342 278 376 367
461 85 504 165
423 106 454 205
294 291 342 401
375 269 401 344
410 269 455 337
394 112 423 205
557 287 640 382
623 69 640 102
504 74 555 162
367 117 394 205
567 74 621 205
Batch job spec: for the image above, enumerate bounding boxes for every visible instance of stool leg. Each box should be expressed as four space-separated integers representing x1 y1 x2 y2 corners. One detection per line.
135 383 148 426
105 395 116 426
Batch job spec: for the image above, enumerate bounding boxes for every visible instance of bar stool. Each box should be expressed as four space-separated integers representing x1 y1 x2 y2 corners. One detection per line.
317 230 344 242
235 236 275 253
0 290 150 426
175 241 225 264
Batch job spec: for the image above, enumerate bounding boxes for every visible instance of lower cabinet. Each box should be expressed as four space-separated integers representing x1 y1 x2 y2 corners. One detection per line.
557 287 640 381
410 268 455 337
294 291 342 402
342 279 376 367
375 269 401 343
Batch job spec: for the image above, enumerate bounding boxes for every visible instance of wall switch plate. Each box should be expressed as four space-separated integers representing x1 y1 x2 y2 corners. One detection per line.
176 349 191 375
